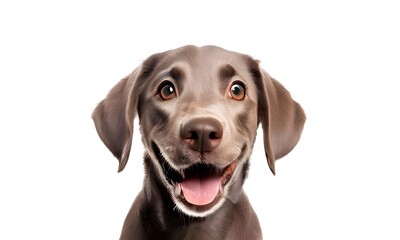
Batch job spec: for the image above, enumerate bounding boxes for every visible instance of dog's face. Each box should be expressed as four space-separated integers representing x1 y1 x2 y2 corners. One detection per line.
93 45 305 218
137 46 259 216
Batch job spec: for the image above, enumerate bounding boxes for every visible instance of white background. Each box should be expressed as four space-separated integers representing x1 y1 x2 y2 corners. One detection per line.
1 0 399 239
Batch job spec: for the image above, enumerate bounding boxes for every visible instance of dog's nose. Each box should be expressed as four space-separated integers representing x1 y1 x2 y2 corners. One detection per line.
181 117 223 152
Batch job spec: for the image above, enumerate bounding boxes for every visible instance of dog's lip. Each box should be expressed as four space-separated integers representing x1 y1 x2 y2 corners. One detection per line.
152 141 184 183
220 161 237 185
151 141 239 205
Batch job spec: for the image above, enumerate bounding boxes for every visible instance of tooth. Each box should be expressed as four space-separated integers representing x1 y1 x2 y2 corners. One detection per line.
175 183 182 196
219 184 223 194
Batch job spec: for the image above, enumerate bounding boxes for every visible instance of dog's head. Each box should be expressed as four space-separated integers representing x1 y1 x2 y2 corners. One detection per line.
93 45 305 217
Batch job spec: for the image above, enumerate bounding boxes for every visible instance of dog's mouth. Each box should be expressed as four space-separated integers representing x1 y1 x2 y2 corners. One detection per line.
152 142 237 207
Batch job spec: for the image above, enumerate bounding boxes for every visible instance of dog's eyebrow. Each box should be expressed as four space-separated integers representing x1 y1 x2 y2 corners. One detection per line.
156 66 185 82
169 66 184 81
219 64 236 79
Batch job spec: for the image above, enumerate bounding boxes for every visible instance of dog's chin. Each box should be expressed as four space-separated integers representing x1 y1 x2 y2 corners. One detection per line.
151 142 242 218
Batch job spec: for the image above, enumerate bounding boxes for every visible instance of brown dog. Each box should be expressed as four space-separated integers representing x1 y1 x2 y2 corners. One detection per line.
92 45 305 239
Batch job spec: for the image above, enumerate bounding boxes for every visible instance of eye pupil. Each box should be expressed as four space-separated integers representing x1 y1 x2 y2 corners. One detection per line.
163 86 174 96
232 85 241 96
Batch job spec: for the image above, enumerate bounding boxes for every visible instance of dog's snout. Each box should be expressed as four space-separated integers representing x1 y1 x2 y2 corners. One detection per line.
181 118 223 152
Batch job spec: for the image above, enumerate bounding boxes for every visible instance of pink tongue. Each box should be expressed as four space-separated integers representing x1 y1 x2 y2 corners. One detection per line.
180 174 221 206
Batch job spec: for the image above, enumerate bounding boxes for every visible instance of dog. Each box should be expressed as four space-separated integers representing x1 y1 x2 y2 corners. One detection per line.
92 45 306 239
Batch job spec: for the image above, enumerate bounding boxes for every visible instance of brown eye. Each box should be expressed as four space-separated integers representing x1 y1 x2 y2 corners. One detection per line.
158 81 176 100
229 82 246 101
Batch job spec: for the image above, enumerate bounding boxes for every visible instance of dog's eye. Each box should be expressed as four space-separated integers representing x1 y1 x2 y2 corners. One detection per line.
229 82 246 101
158 81 177 100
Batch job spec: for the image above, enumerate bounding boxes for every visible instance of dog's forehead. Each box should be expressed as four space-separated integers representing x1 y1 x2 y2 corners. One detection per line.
155 45 254 86
166 45 247 67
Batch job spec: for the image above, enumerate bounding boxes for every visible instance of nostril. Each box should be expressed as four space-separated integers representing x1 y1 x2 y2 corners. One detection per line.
209 131 219 140
181 129 198 140
190 131 198 140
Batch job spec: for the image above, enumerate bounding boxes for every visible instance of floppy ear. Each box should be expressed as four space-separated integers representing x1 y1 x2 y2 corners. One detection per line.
256 69 306 175
92 53 163 172
92 69 139 172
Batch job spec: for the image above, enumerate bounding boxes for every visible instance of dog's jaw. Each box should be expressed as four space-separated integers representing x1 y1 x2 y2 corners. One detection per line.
149 141 246 218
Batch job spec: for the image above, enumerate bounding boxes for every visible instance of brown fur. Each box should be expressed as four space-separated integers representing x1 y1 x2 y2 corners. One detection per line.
92 45 306 239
